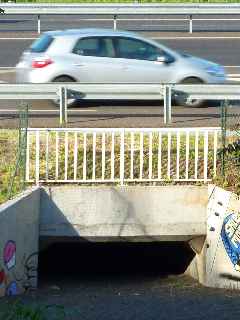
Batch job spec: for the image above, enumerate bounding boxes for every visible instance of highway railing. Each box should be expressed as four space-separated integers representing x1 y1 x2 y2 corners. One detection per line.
0 83 240 125
1 3 240 33
26 127 220 185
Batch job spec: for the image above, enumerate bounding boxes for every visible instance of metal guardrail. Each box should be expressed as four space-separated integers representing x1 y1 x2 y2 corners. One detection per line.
1 3 240 33
26 127 220 185
0 83 240 125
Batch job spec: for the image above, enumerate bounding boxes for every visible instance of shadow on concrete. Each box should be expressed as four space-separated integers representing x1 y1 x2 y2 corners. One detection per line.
38 188 195 285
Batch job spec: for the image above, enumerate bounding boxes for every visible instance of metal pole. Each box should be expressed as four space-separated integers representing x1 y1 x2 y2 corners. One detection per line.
163 85 172 125
37 15 41 34
113 14 117 30
189 15 193 34
221 99 227 177
59 86 67 125
120 129 125 186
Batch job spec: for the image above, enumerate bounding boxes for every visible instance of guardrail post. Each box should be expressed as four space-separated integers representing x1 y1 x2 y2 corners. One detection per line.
59 86 68 125
189 15 193 33
113 14 117 30
163 85 172 125
37 15 41 34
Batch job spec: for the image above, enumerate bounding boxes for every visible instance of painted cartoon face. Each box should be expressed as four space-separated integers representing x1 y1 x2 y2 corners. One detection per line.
3 241 16 270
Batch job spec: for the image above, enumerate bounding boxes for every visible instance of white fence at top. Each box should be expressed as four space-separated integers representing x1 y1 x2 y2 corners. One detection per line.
26 127 220 185
1 3 240 33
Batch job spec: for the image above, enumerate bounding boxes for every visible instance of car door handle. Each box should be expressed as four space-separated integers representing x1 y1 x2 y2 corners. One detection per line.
73 63 86 67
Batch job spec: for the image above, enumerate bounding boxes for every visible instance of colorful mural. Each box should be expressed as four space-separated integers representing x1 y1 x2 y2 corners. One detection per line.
221 212 240 271
4 241 16 270
0 238 38 297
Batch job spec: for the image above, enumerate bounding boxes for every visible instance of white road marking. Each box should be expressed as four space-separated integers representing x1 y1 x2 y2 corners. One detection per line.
0 69 15 74
1 36 240 41
0 38 36 40
0 109 97 112
227 78 240 81
153 37 240 40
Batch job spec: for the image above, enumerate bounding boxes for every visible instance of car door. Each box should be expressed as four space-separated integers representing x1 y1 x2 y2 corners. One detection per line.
112 37 176 83
69 36 121 82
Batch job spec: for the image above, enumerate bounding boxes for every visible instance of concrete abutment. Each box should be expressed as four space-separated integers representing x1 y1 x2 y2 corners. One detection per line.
0 185 240 297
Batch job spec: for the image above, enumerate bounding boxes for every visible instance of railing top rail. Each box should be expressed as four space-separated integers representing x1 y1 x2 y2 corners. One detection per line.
1 3 240 15
26 127 221 133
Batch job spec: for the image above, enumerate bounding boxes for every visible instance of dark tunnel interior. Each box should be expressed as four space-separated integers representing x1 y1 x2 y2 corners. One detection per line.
38 241 195 285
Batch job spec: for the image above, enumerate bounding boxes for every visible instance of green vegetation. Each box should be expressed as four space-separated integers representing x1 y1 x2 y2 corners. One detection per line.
1 129 240 205
1 301 66 320
13 0 240 3
0 130 20 204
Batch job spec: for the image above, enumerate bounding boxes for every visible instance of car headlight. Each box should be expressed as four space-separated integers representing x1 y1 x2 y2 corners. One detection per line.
206 65 225 77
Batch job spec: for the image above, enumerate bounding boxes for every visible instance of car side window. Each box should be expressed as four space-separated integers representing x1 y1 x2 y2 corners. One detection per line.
114 37 162 61
72 37 115 58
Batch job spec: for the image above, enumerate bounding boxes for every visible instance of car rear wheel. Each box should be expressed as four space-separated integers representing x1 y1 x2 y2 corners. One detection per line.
52 76 78 108
175 77 206 108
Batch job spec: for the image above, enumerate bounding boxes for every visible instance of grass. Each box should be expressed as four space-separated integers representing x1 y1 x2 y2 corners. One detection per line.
0 300 66 320
14 0 240 3
0 130 20 205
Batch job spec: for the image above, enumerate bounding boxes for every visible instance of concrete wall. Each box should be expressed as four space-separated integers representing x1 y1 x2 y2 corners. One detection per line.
187 185 240 290
0 187 40 297
40 186 208 242
3 183 240 292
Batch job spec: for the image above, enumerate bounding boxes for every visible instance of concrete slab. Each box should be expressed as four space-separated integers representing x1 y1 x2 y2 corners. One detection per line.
40 186 208 242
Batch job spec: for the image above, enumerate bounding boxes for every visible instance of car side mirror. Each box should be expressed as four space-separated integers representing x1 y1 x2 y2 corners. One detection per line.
157 56 167 63
157 55 175 64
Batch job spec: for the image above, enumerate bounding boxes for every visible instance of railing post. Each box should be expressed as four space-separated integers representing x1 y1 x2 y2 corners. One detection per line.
221 100 227 178
120 129 125 186
37 15 41 34
35 130 40 186
59 86 67 125
163 85 172 125
189 15 193 34
113 14 117 30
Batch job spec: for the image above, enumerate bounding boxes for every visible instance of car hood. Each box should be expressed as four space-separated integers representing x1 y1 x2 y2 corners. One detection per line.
181 53 222 69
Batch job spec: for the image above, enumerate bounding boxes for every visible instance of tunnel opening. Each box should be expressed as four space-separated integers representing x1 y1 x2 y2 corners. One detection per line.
38 240 195 287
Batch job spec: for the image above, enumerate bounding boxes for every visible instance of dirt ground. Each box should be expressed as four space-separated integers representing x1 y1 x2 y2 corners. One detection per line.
1 243 240 320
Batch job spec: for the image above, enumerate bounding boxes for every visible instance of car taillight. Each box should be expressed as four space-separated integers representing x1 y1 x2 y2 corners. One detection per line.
32 58 53 68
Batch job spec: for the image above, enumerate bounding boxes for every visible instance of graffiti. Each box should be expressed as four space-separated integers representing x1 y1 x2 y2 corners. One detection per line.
0 239 38 297
221 212 240 271
6 281 18 296
3 241 16 270
14 252 38 291
0 269 5 288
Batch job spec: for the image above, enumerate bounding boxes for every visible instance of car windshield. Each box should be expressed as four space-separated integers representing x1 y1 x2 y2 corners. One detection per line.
30 34 54 53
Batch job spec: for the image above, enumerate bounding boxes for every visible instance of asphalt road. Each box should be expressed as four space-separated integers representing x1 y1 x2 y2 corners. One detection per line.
0 17 240 128
1 32 240 68
2 14 240 33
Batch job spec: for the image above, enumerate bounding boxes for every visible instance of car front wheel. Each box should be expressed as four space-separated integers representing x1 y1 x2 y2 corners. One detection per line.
175 77 206 108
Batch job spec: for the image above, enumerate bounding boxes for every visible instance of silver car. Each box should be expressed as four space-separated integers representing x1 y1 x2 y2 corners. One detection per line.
16 28 226 107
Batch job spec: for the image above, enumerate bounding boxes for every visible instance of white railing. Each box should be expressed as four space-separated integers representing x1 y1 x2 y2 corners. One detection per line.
1 3 240 33
0 83 239 125
26 127 221 185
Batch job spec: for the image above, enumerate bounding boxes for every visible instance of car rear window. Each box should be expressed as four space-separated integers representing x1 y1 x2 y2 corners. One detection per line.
30 34 54 53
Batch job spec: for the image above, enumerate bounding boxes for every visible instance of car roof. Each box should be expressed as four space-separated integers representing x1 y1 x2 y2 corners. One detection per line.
44 28 141 39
